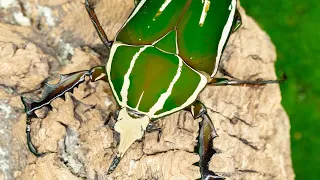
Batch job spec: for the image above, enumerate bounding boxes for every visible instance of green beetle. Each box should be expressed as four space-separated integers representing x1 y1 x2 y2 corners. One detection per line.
21 0 283 179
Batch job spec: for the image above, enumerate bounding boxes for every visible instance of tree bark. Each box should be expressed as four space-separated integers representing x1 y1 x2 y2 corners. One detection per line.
0 0 294 179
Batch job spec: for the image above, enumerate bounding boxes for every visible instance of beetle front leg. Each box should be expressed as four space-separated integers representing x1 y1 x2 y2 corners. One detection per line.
26 118 46 156
85 0 113 48
186 100 224 180
21 66 107 156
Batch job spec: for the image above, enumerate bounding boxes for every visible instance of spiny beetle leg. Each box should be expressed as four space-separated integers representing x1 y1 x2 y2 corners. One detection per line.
208 74 287 87
108 155 121 175
106 109 121 175
146 122 162 142
231 10 242 33
198 113 225 180
21 66 107 156
85 0 113 48
26 118 45 156
104 109 121 130
186 100 224 180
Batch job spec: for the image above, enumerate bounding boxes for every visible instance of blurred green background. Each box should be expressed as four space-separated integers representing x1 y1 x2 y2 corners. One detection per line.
242 0 320 179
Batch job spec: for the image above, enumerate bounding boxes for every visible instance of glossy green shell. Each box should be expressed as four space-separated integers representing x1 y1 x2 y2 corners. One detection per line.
107 44 207 119
117 0 237 76
107 0 237 119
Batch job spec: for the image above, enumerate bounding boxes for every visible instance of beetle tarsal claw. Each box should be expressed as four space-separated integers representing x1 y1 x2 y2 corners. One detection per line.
114 108 149 157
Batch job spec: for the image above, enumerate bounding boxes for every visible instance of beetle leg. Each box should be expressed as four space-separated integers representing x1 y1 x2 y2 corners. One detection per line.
26 118 46 156
105 109 120 129
84 0 113 48
146 122 162 142
208 74 287 87
186 100 224 180
231 10 242 33
21 66 107 156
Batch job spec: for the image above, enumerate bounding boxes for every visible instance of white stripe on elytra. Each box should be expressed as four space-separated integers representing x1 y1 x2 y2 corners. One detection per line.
175 29 179 54
107 42 147 107
153 0 173 20
159 0 172 12
135 91 145 109
120 46 149 104
147 56 183 116
199 0 211 27
107 43 124 106
211 0 236 77
152 57 208 119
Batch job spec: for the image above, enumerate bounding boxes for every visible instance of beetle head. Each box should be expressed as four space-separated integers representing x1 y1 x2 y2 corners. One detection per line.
114 108 150 157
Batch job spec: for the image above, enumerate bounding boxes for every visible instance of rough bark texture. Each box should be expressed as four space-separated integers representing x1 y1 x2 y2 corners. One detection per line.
0 0 294 180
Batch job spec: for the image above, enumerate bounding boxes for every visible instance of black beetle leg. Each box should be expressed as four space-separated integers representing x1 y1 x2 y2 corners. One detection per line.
21 66 108 157
105 109 120 130
146 122 162 142
185 100 224 180
231 10 242 33
26 118 46 156
85 0 113 48
108 155 121 175
106 109 121 175
208 73 287 87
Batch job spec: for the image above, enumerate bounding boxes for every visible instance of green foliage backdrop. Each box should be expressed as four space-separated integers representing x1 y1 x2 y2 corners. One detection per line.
241 0 320 179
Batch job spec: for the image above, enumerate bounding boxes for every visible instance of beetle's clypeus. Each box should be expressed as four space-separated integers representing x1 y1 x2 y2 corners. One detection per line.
21 0 283 179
